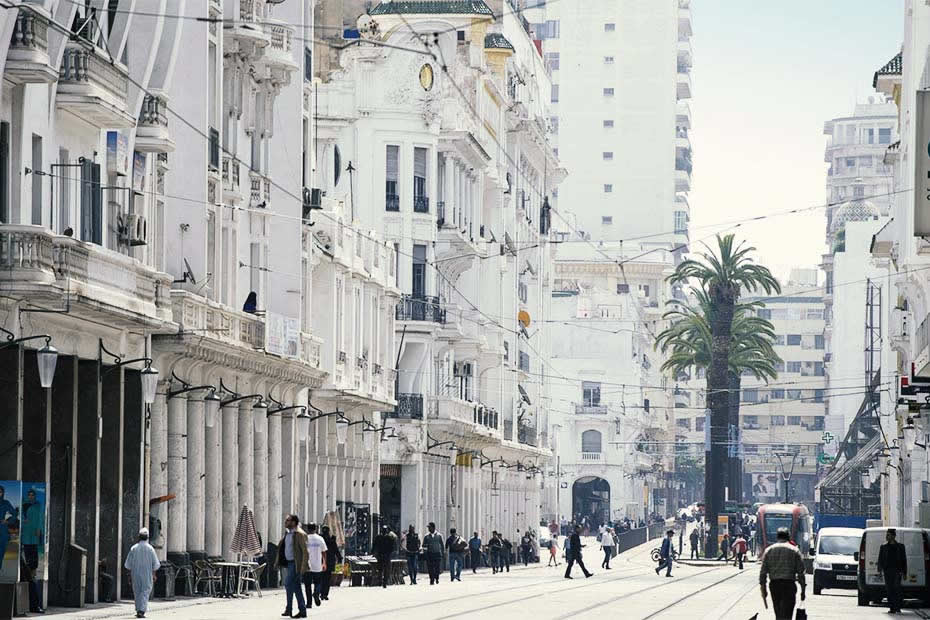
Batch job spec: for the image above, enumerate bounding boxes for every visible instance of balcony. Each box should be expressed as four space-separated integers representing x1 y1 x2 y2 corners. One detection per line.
413 195 430 214
249 171 271 207
575 403 608 415
581 452 602 462
678 37 693 69
474 406 499 430
676 71 692 100
675 167 692 192
262 19 298 74
436 201 446 228
679 2 692 38
396 295 445 323
675 128 691 151
135 94 175 153
632 450 655 471
171 289 264 350
518 351 530 373
227 0 271 50
391 393 424 420
6 9 58 84
57 43 134 128
430 395 476 424
0 225 173 327
676 101 691 129
385 193 400 212
222 155 242 200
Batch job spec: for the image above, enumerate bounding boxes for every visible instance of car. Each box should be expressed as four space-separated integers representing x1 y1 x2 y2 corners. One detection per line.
856 527 930 607
811 526 863 594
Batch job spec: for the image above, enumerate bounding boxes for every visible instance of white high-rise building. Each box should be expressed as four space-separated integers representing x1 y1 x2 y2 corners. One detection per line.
541 0 693 250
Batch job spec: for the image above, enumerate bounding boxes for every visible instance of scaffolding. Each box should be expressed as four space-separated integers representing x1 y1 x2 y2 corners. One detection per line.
816 280 882 517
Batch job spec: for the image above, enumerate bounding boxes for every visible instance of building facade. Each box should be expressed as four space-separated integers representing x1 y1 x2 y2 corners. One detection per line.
540 0 693 250
549 246 678 526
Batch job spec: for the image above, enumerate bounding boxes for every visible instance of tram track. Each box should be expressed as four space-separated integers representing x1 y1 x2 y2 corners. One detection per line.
639 570 749 619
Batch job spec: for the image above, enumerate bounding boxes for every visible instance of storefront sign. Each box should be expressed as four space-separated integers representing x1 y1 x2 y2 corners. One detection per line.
914 90 930 236
106 131 129 176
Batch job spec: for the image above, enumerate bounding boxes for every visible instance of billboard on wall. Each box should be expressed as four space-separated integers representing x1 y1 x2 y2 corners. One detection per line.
914 90 930 236
0 481 21 584
265 313 299 358
21 483 47 581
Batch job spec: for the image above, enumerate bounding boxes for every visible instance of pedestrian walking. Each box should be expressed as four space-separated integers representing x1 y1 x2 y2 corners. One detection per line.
372 525 395 588
678 526 684 556
403 524 420 585
446 528 467 581
599 528 614 569
548 534 561 567
124 528 160 619
877 528 907 614
520 531 533 566
759 528 806 620
564 525 593 579
469 531 482 573
488 531 503 573
656 529 675 577
423 522 444 585
717 533 730 562
319 525 341 600
303 522 327 607
689 528 699 559
501 536 513 572
732 533 748 570
277 514 309 618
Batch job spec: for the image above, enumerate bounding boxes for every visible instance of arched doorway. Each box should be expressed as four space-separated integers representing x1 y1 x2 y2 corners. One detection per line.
572 476 610 532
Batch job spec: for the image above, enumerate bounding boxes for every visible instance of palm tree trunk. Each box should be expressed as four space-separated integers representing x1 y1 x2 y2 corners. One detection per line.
704 289 735 558
728 372 743 503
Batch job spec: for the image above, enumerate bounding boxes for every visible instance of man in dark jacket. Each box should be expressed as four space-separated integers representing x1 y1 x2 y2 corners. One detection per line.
423 522 444 585
403 525 420 585
564 525 592 579
877 528 907 614
319 525 341 600
656 529 675 577
501 536 513 572
446 528 466 582
372 526 395 589
488 532 503 574
689 528 700 559
469 532 482 573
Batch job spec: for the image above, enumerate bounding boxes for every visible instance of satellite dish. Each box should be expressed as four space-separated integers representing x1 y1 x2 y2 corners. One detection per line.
518 310 531 328
174 257 198 284
503 232 517 256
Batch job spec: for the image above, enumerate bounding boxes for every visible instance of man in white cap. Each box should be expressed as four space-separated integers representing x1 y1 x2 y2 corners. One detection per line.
124 527 160 618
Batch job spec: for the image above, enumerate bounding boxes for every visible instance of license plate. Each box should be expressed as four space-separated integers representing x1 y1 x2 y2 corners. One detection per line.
837 575 857 581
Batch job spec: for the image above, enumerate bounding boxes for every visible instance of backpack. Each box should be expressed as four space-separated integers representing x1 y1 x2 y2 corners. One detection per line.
453 537 468 553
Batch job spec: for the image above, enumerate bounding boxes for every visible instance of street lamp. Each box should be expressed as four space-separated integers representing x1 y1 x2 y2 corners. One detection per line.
204 391 221 428
167 373 220 424
0 327 58 389
99 339 158 404
861 469 871 489
266 405 308 436
220 392 268 429
903 418 918 452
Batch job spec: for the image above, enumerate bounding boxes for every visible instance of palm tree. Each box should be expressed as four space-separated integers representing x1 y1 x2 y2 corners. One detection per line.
662 234 780 555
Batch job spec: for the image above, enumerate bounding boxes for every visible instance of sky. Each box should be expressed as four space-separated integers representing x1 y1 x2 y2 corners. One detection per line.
688 0 904 284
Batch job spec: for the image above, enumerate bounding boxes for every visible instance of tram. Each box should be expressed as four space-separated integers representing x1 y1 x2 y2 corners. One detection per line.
756 503 814 560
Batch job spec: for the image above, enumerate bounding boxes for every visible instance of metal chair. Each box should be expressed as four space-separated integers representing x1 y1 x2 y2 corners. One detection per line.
238 562 265 597
193 560 221 596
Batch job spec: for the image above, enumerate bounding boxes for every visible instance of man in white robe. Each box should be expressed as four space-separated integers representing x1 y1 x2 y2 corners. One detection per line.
124 527 160 618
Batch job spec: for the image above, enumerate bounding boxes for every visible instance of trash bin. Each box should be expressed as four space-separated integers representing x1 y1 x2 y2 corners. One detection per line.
65 543 87 608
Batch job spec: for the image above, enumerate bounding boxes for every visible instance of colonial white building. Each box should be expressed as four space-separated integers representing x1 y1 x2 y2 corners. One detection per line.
548 245 678 525
540 0 693 251
310 0 559 541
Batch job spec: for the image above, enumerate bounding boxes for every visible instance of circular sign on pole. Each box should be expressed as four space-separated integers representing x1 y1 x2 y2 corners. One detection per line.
518 310 531 327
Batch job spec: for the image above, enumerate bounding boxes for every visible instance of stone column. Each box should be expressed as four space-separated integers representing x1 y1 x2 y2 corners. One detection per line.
444 153 454 217
298 434 309 520
268 413 283 537
149 384 169 560
281 414 295 512
186 397 205 558
166 394 188 568
253 409 268 547
238 400 254 511
204 399 222 558
221 404 239 557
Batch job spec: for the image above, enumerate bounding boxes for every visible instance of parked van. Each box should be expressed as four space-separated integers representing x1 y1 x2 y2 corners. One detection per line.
812 527 863 594
856 527 930 607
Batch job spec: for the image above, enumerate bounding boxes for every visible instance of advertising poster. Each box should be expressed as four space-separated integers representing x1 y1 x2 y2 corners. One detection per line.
0 481 22 584
21 483 47 581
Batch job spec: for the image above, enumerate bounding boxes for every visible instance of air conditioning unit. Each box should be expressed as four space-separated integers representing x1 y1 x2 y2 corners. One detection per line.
130 214 148 246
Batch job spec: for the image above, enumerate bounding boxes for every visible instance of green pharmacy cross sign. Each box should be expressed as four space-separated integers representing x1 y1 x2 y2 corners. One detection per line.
821 432 835 445
818 453 836 465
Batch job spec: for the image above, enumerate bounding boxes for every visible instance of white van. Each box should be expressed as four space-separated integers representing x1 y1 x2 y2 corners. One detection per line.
812 527 863 594
856 527 930 607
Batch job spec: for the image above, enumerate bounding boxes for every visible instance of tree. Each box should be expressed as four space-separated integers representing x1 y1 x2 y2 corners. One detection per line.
659 235 780 555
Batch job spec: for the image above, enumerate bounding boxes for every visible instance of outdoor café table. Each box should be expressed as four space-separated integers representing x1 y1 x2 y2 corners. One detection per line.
212 561 245 597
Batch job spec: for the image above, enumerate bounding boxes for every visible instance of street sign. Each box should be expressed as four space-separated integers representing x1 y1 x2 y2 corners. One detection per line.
821 432 835 445
818 454 835 465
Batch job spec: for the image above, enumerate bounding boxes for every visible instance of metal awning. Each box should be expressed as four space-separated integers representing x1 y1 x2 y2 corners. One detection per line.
816 434 881 491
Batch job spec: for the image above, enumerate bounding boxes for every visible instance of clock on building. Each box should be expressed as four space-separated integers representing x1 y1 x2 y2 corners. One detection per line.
419 63 434 91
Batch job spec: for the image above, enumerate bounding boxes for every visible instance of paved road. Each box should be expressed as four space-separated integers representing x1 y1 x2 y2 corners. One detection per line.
43 535 923 619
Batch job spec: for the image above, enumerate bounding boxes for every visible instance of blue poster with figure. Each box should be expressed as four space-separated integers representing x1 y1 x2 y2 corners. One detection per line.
21 483 46 581
0 481 22 584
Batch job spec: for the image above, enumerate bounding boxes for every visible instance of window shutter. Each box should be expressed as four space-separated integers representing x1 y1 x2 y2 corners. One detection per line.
413 147 427 178
386 145 398 181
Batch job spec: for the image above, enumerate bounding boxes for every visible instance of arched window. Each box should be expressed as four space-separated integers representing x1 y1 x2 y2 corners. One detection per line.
581 429 602 453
